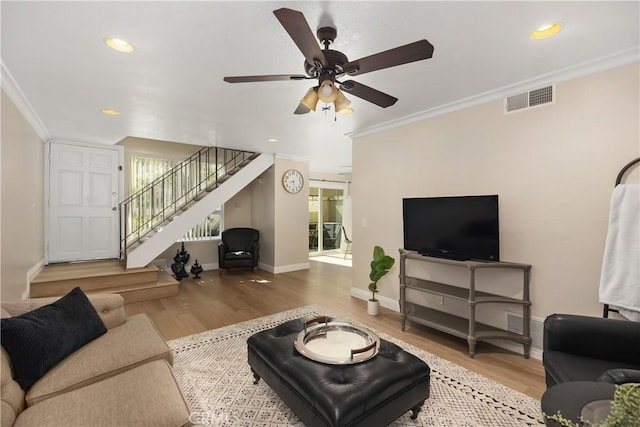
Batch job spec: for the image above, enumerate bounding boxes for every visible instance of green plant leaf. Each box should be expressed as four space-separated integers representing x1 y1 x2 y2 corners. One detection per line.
379 255 395 269
370 271 387 282
373 246 384 262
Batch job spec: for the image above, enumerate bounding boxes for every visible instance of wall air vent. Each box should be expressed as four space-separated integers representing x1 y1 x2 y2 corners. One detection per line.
505 84 555 114
506 312 544 350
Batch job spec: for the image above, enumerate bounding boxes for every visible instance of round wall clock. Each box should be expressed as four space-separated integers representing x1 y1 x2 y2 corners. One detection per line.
282 169 304 193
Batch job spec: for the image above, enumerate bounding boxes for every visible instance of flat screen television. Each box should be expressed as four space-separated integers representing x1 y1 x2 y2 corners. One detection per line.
402 195 499 261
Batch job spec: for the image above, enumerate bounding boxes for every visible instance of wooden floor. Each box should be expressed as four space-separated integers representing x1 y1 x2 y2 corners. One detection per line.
125 260 546 400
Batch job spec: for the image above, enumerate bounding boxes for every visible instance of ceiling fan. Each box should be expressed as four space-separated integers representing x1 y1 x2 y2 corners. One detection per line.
223 8 434 114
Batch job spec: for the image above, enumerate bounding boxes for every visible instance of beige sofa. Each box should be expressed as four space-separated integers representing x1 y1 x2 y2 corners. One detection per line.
1 293 193 427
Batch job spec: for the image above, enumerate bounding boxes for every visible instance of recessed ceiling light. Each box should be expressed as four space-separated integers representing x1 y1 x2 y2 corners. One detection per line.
104 38 134 53
530 23 563 40
267 138 278 143
338 108 354 115
101 108 121 115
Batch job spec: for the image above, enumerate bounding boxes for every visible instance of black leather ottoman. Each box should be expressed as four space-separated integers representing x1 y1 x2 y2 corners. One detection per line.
247 317 431 427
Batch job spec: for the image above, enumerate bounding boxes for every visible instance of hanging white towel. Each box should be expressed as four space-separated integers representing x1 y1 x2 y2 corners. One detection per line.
599 183 640 321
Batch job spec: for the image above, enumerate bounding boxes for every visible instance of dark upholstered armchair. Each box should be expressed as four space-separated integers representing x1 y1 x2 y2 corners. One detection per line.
218 228 259 275
542 313 640 387
541 314 640 425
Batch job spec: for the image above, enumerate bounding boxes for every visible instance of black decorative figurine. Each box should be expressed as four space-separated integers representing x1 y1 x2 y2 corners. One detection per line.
171 248 189 280
190 259 203 279
179 242 190 265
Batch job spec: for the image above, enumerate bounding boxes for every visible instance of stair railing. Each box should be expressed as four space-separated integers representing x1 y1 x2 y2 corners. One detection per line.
120 147 258 258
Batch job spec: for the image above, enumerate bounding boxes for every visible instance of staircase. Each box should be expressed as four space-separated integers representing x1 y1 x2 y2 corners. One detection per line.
30 147 273 303
122 147 274 269
30 259 179 303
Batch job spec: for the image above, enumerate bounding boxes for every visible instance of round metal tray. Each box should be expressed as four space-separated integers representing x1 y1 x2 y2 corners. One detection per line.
294 316 380 365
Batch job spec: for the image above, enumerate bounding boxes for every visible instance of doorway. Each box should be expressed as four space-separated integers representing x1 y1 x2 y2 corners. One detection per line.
308 180 350 259
46 141 123 263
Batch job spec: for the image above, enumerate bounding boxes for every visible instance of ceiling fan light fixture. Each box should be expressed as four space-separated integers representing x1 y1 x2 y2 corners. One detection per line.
530 23 563 40
300 87 319 111
318 79 338 103
293 103 311 115
334 89 352 113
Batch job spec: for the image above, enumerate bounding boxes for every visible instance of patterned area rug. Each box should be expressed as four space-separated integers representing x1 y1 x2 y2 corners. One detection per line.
169 305 544 427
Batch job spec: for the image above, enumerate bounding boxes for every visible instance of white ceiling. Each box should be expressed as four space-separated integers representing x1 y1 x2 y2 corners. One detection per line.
2 1 639 172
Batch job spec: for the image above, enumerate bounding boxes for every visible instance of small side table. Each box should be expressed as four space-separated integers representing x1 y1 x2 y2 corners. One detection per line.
541 381 615 426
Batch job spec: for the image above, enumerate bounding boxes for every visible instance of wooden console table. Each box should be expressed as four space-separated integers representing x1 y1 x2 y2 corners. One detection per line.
399 249 532 358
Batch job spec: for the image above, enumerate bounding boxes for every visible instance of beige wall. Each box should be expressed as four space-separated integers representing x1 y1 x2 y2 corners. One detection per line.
224 189 253 229
352 63 640 320
1 91 45 299
273 158 310 271
250 166 276 267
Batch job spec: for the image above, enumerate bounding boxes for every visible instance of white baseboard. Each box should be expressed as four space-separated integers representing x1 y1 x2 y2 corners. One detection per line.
201 263 218 271
270 262 310 274
349 286 542 360
257 262 274 274
350 287 400 312
202 261 308 274
24 259 45 299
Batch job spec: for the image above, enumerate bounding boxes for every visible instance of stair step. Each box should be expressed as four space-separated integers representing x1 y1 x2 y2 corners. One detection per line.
31 259 159 298
87 270 179 304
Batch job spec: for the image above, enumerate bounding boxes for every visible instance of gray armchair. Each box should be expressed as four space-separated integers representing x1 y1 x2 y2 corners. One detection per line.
218 228 260 275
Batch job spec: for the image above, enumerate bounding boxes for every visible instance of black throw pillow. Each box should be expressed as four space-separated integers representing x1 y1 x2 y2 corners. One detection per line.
0 287 107 390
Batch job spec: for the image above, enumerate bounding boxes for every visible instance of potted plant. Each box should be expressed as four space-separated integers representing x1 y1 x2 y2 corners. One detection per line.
368 246 395 315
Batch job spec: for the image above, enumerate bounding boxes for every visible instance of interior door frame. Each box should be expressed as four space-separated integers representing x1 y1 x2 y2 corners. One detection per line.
308 179 352 256
44 140 124 264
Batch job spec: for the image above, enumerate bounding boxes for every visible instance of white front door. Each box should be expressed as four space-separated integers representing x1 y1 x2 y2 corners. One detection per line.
48 142 121 262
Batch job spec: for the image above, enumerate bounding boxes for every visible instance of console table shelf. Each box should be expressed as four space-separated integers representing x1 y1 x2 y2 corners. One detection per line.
399 249 532 358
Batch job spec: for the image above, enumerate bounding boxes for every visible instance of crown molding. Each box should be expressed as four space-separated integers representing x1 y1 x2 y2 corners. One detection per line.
1 61 51 142
347 47 640 139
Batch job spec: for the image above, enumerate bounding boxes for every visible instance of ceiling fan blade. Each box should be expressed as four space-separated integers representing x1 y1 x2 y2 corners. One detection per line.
340 80 398 108
343 40 434 76
223 74 308 83
273 8 327 68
